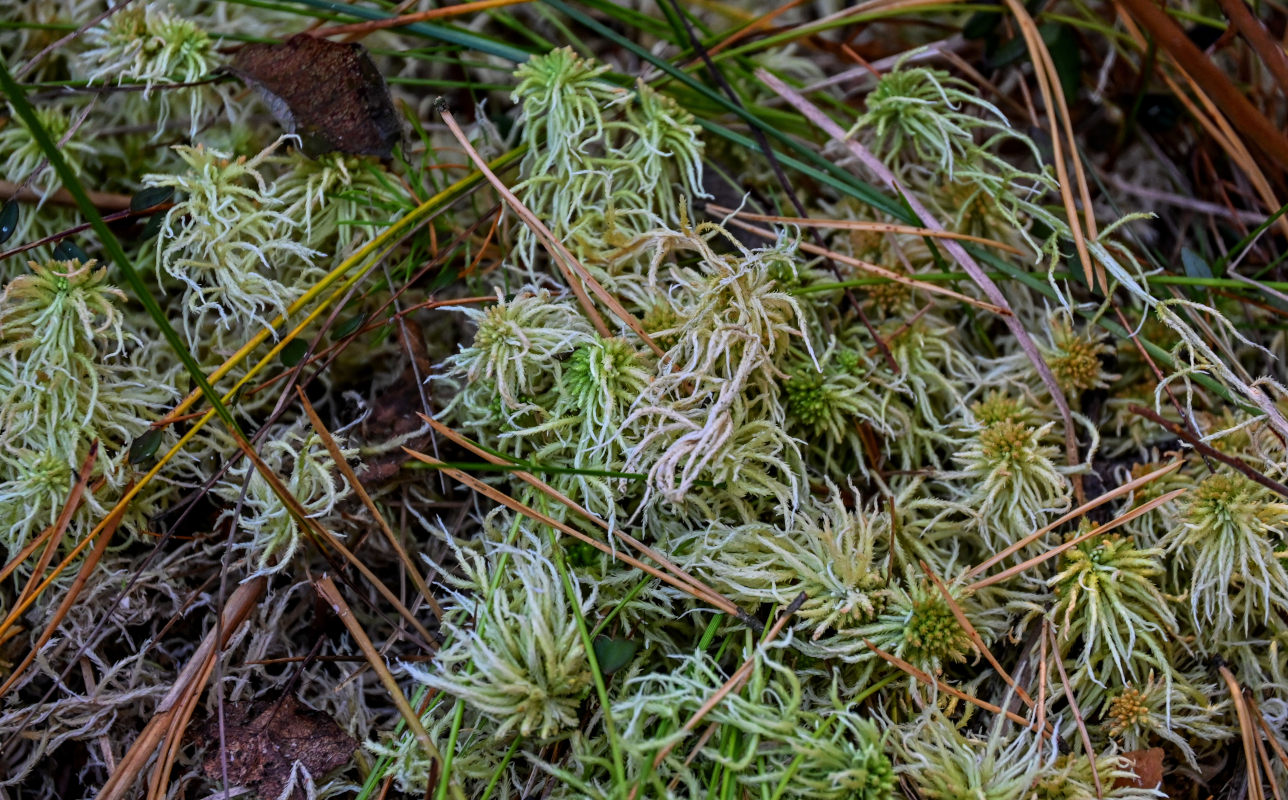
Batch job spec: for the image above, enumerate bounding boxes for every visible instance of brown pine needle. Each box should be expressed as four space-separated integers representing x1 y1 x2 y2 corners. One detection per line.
706 203 1024 254
0 495 123 700
1219 664 1267 800
724 217 1011 313
299 388 445 622
221 426 440 651
1001 0 1103 293
13 443 97 610
414 412 731 614
648 593 807 775
97 576 266 800
314 575 464 800
964 458 1184 582
1047 621 1103 798
920 561 1033 710
966 488 1187 592
862 638 1050 737
311 0 532 38
401 446 746 618
1247 692 1288 782
755 68 1084 499
438 107 669 356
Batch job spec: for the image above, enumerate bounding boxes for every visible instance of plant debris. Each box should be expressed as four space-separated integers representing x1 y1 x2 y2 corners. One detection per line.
192 694 356 800
228 34 401 158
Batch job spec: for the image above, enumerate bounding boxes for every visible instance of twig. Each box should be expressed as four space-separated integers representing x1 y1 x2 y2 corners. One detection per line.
299 389 445 620
1048 621 1103 798
1116 0 1288 173
96 577 266 800
967 488 1186 592
921 561 1033 709
965 458 1183 581
310 0 531 38
1218 664 1266 800
862 639 1051 737
314 575 464 800
0 179 133 212
1128 405 1288 499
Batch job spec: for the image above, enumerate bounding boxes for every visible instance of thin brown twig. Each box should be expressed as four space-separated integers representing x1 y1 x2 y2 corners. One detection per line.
15 0 137 79
862 638 1051 737
705 203 1024 254
964 458 1184 581
1111 305 1215 474
310 0 532 39
1219 665 1267 800
0 490 123 700
1047 621 1103 798
314 574 464 800
920 561 1033 709
967 487 1186 592
1116 0 1288 174
725 217 1010 313
0 200 173 263
298 388 445 621
1129 405 1288 499
413 413 740 623
0 179 133 213
401 447 747 619
755 68 1085 501
439 107 669 356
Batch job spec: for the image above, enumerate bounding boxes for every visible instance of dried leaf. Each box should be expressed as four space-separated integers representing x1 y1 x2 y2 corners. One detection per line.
0 199 19 245
228 34 401 158
194 693 356 800
1115 747 1165 790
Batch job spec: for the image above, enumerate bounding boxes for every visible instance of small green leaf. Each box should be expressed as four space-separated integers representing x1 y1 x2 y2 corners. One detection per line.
0 199 19 244
987 35 1029 69
139 213 164 242
1041 23 1081 100
593 636 638 676
129 185 175 212
128 428 164 466
280 338 309 367
963 9 1002 40
53 239 90 263
330 313 367 340
1182 247 1214 279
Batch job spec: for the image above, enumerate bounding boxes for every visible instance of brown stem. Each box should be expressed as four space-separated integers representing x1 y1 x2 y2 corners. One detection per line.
1115 0 1288 176
1214 0 1288 103
1128 404 1288 499
0 179 132 212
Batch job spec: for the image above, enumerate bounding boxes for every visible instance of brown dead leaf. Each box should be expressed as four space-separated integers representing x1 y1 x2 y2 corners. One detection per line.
194 693 355 800
228 34 401 158
1115 747 1166 791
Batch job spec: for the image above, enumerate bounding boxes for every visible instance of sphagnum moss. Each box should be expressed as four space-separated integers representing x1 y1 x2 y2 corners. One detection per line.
4 8 1288 799
1168 471 1288 635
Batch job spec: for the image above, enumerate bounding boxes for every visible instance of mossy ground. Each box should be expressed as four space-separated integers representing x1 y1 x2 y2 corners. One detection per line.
2 1 1288 799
